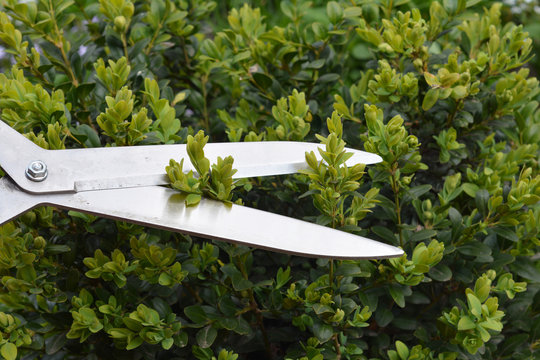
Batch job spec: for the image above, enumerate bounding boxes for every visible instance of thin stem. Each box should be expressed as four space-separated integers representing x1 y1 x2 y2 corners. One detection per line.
182 283 203 303
391 172 403 247
329 259 334 292
121 32 130 63
59 45 78 86
446 98 463 127
235 254 273 359
144 20 164 55
49 0 78 86
305 41 327 100
248 73 276 101
201 75 211 134
181 37 191 68
25 60 53 88
74 0 92 21
333 333 342 359
384 0 394 19
251 294 272 360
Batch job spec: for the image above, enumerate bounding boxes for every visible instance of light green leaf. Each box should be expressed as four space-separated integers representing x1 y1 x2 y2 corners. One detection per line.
422 88 439 110
395 340 409 360
462 183 479 197
467 293 482 319
457 315 476 330
0 343 17 360
126 336 143 350
327 1 343 24
185 193 202 207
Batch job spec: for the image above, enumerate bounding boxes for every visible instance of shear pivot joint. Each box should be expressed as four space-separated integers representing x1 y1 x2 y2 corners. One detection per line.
26 160 48 182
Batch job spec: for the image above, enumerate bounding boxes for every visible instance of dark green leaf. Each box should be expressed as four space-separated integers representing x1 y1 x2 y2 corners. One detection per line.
312 322 333 343
493 226 519 242
75 83 95 99
406 185 432 200
410 229 437 242
512 257 540 282
499 334 529 357
375 307 393 327
218 296 238 317
46 244 71 254
70 124 101 147
428 264 452 282
151 297 172 318
317 73 340 83
252 73 273 89
389 285 405 308
475 189 489 216
192 346 213 360
184 305 207 324
45 332 67 355
372 226 397 244
335 262 370 277
306 59 326 69
457 241 492 258
196 325 217 348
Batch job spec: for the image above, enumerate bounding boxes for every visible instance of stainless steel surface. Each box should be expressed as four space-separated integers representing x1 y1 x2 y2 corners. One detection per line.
0 120 382 194
0 177 43 225
25 160 48 182
0 177 403 259
0 120 48 192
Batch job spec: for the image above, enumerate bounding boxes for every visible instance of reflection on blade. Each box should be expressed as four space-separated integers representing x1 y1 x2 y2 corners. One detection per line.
0 177 402 259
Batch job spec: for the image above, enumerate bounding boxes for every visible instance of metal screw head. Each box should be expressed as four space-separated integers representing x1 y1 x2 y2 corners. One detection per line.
26 160 48 182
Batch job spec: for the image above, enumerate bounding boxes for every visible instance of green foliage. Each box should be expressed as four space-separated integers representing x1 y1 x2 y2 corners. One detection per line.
439 270 526 354
268 89 311 141
301 111 374 228
83 249 135 288
388 340 456 360
94 57 130 96
0 312 31 360
96 86 152 145
166 130 241 206
367 60 419 104
66 289 185 350
0 0 538 359
386 240 444 287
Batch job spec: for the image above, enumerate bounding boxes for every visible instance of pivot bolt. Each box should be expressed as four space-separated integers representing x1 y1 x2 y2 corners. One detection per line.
26 160 48 182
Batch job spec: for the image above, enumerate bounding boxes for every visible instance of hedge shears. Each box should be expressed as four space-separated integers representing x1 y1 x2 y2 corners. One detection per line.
0 120 403 259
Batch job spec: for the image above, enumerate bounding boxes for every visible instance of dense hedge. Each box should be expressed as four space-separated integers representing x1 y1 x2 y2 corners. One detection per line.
0 1 538 359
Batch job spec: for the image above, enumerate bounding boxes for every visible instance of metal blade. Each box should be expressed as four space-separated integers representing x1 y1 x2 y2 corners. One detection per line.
1 120 381 194
0 177 42 225
0 177 402 259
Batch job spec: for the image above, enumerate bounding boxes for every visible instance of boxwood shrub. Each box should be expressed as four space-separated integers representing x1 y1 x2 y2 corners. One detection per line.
0 0 538 359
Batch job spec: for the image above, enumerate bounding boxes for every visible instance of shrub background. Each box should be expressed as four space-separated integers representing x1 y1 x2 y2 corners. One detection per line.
0 0 538 359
